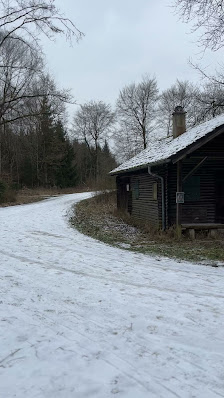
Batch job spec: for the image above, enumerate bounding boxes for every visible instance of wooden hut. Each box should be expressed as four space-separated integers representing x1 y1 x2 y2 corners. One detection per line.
110 107 224 236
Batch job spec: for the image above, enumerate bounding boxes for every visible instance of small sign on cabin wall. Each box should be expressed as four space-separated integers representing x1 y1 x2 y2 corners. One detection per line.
176 192 185 204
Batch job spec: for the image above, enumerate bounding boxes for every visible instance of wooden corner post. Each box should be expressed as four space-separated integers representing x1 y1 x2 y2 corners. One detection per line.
176 160 183 238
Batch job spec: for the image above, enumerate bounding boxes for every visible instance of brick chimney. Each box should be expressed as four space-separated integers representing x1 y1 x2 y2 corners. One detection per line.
172 106 186 138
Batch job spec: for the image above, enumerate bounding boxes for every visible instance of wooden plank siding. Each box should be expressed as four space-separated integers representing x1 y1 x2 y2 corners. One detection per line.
167 162 215 225
167 132 224 226
130 172 160 228
117 171 161 228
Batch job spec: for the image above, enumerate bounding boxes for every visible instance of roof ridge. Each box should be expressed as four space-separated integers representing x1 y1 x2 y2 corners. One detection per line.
111 114 224 175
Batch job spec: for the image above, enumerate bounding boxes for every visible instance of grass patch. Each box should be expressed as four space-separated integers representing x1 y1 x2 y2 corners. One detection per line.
0 186 89 207
71 191 224 265
0 181 17 204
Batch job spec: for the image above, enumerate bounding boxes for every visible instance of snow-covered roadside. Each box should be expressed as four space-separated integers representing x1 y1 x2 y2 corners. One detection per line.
0 193 224 398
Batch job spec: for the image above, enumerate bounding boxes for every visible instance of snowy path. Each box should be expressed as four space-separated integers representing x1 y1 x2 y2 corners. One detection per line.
0 193 224 398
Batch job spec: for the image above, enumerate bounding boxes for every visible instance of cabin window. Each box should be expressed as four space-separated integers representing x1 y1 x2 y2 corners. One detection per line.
183 176 200 201
152 182 158 200
133 181 139 199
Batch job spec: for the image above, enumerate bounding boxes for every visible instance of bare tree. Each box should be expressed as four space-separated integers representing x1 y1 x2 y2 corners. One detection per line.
0 35 71 176
0 34 41 175
0 0 81 126
113 123 143 163
0 33 41 123
0 0 82 49
157 80 201 136
73 101 115 180
157 78 224 137
196 81 224 119
116 76 158 152
175 0 224 51
0 35 72 124
0 2 85 188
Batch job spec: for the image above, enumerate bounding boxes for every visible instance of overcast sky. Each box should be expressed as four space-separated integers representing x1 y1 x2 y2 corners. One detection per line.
42 0 222 117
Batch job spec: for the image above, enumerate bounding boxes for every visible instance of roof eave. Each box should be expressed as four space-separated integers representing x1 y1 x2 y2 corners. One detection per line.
110 159 171 176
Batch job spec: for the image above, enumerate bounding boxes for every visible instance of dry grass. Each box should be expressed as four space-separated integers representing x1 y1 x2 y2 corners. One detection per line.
72 191 224 265
70 191 139 245
0 186 89 207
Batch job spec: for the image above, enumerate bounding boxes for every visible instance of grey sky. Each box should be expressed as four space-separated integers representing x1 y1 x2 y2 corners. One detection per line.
42 0 222 115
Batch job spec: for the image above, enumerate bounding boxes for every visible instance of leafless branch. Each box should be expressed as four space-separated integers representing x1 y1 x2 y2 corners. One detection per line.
175 0 224 51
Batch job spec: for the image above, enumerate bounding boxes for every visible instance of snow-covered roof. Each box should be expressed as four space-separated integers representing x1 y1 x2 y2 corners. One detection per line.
111 114 224 175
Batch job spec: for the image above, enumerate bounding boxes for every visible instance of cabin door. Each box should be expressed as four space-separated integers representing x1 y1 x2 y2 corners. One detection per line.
118 177 131 214
215 173 224 223
120 183 128 211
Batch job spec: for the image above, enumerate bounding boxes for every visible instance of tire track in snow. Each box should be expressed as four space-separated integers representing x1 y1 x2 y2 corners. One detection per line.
1 248 224 300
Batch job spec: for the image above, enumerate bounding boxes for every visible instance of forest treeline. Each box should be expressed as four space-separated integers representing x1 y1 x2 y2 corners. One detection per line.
1 97 117 189
0 0 116 201
1 0 224 202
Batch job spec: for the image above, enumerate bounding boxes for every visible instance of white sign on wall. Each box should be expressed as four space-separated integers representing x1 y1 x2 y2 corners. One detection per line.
176 192 185 204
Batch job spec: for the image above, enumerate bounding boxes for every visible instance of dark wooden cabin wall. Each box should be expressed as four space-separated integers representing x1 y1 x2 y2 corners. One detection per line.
116 132 224 228
153 165 168 228
168 162 216 225
116 176 131 212
130 172 160 228
168 132 224 225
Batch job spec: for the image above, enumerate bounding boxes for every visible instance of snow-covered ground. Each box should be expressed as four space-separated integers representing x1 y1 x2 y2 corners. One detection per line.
0 193 224 398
